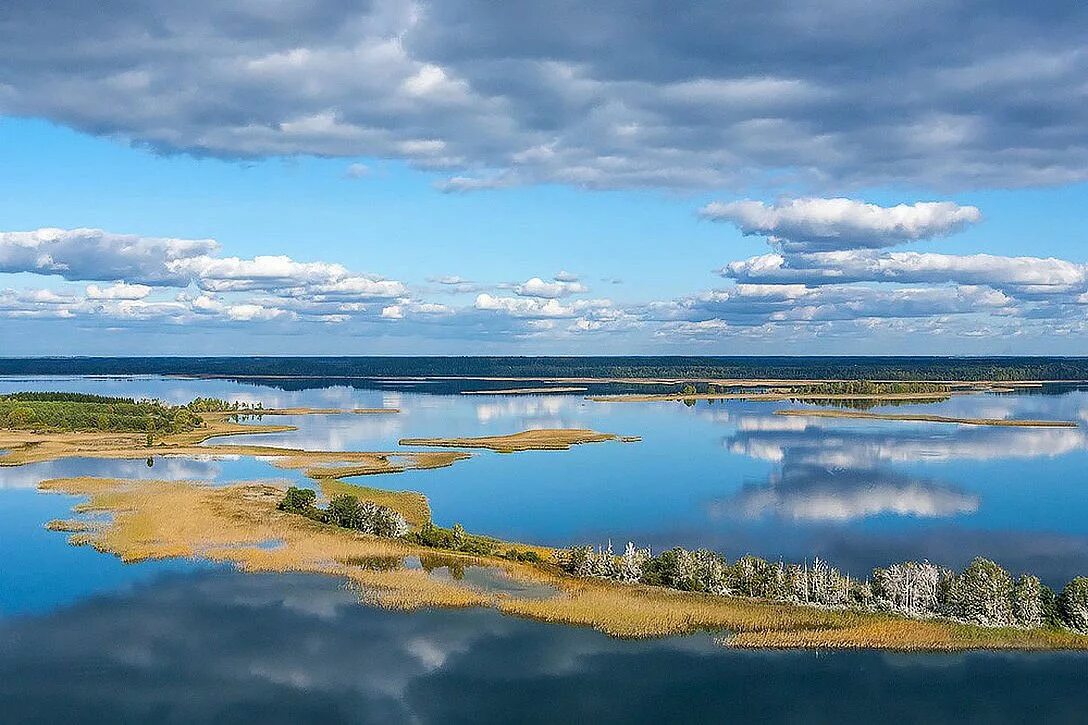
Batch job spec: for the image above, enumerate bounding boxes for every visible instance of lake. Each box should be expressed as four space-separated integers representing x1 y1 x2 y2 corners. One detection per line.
2 373 1088 721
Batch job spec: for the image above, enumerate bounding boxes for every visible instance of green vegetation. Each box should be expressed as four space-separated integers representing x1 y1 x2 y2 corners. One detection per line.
277 487 409 537
557 543 1088 636
408 521 497 555
0 392 203 436
0 392 270 443
787 381 953 395
7 356 1088 382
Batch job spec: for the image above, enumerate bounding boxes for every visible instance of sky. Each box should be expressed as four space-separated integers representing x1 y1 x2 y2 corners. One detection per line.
1 1 1087 355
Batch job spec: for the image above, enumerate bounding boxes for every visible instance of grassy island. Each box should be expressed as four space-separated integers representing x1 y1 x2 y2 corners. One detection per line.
37 476 1088 651
399 428 640 452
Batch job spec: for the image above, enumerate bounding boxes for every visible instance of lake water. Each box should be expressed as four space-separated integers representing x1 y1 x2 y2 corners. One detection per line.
2 374 1088 721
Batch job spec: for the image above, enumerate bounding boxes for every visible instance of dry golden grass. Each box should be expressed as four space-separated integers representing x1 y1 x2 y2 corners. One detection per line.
38 476 491 609
399 428 630 452
774 408 1077 428
45 518 91 532
36 476 1088 650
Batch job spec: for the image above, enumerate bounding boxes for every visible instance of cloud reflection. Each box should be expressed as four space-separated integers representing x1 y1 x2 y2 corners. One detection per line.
710 466 979 522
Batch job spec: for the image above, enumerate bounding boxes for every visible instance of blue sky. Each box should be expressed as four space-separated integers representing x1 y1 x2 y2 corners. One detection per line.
1 2 1087 355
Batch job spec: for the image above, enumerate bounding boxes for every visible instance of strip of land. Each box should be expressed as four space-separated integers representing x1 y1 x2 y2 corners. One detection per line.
0 411 467 481
460 387 588 395
774 409 1078 428
237 407 399 415
399 428 640 452
37 475 1088 650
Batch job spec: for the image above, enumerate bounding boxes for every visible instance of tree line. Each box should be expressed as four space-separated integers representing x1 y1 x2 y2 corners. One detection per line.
0 391 259 436
556 543 1088 633
5 356 1088 381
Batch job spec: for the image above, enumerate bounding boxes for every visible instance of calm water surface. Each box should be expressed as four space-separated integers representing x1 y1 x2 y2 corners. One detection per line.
2 375 1087 721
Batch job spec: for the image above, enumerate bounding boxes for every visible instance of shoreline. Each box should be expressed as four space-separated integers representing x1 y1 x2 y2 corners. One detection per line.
7 405 1086 651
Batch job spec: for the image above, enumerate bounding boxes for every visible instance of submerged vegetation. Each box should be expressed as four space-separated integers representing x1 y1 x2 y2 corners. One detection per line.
556 543 1088 636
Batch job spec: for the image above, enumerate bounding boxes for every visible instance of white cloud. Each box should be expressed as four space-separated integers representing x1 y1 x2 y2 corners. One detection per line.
513 277 588 299
344 163 370 178
85 282 153 300
700 198 982 251
722 249 1087 296
0 227 218 284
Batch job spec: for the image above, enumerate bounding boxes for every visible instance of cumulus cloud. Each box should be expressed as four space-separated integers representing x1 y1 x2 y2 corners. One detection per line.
721 250 1087 296
0 228 217 284
514 276 588 299
1 2 1087 190
700 198 982 252
85 282 152 300
169 255 406 298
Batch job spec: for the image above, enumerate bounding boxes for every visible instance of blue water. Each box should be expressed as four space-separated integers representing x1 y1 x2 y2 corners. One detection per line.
2 374 1088 721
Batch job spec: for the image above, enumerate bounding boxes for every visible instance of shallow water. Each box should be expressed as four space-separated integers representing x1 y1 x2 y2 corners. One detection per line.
3 374 1088 720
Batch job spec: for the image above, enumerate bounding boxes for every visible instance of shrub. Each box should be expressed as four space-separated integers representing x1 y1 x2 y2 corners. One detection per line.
277 487 320 519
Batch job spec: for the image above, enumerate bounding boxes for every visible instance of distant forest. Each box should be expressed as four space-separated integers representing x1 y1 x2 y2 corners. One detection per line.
2 356 1088 381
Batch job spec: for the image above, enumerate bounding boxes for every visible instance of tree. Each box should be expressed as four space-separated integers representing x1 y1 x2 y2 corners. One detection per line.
326 494 362 529
729 555 787 600
358 501 409 537
641 547 727 593
1011 575 1047 629
614 542 650 583
871 561 947 617
945 557 1013 627
1058 577 1088 633
278 487 319 518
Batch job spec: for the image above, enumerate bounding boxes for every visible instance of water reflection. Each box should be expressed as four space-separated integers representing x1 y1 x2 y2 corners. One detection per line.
2 569 1086 724
709 466 979 522
725 414 1088 464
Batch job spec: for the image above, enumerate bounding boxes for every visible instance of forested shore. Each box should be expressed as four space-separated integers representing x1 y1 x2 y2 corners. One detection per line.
4 356 1088 381
557 543 1088 635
